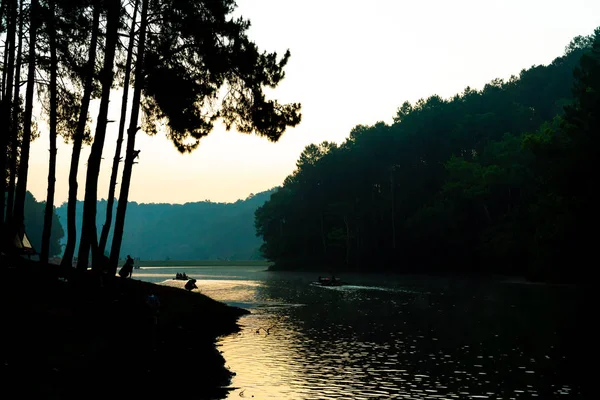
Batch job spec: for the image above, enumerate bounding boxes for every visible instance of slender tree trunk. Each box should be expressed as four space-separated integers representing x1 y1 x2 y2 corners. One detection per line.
320 211 327 256
1 0 9 99
12 0 37 231
6 0 24 225
98 0 140 256
355 222 360 270
61 5 100 269
390 168 396 249
2 39 7 102
41 0 57 264
0 0 5 37
482 203 491 224
78 0 120 271
0 0 16 237
343 215 350 266
109 0 149 270
0 0 5 34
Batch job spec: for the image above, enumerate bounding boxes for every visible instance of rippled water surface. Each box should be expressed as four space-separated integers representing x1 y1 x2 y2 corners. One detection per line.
135 266 585 399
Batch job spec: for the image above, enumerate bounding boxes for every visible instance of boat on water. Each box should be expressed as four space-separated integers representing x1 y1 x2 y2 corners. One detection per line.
174 272 189 280
317 276 344 286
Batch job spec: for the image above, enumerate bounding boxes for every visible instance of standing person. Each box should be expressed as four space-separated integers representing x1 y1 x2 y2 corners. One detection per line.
118 255 135 278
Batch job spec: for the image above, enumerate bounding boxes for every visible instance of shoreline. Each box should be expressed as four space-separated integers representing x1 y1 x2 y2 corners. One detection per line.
137 260 272 267
1 255 249 399
266 263 586 285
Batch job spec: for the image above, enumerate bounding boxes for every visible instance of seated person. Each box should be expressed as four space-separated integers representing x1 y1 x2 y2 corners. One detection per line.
184 279 198 291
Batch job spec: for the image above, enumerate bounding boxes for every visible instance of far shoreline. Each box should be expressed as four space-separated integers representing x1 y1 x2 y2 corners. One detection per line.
138 259 273 267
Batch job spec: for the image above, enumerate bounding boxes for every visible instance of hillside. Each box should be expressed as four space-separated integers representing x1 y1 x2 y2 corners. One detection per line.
55 189 273 260
255 30 599 282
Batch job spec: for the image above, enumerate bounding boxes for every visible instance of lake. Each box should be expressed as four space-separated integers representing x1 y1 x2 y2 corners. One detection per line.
134 266 585 399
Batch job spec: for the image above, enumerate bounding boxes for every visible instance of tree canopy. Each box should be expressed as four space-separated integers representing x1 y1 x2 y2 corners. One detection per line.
255 29 600 283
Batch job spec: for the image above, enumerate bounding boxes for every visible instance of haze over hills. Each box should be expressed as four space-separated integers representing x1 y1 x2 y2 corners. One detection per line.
54 190 274 261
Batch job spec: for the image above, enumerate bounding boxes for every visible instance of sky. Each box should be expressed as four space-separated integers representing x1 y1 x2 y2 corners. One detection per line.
26 0 600 205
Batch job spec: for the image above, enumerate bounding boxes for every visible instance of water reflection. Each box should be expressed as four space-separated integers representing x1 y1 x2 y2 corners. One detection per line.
137 267 584 399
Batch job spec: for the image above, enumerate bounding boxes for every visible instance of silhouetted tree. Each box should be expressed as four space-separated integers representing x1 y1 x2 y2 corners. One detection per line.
109 0 302 268
98 0 140 257
60 3 99 269
40 0 57 264
13 0 39 233
0 0 17 240
5 0 24 225
108 0 147 270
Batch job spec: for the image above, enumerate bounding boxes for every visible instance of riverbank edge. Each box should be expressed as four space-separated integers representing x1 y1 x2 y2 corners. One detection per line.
1 254 250 400
266 262 588 284
137 259 272 267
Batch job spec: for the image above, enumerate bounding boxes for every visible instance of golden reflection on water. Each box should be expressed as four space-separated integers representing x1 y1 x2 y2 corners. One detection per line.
204 279 314 398
219 313 307 399
218 310 424 400
134 269 580 399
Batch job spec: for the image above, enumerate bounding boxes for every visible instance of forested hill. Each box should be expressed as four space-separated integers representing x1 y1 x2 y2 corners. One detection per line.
55 190 273 260
255 30 600 282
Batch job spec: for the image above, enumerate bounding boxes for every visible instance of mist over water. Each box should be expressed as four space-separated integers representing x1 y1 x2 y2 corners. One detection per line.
136 266 584 399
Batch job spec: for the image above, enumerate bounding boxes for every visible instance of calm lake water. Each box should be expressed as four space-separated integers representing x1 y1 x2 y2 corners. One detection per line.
135 266 585 399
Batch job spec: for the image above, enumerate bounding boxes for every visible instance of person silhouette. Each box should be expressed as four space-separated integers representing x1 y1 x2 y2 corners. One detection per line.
118 255 135 278
184 279 198 291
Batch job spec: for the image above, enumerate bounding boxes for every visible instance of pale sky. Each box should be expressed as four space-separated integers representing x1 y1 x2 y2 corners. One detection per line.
26 0 600 205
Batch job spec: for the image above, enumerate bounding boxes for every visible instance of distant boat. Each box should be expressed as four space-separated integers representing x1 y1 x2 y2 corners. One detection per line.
174 272 189 280
317 276 344 286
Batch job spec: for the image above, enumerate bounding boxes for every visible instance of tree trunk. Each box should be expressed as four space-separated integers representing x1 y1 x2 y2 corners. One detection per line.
12 0 37 231
0 0 16 237
98 0 140 256
41 0 57 264
60 5 100 269
1 40 7 102
6 0 24 225
320 212 327 256
482 203 492 224
355 209 360 270
0 0 9 99
0 0 8 92
343 215 350 266
390 168 396 249
78 0 120 271
355 224 360 270
109 0 149 270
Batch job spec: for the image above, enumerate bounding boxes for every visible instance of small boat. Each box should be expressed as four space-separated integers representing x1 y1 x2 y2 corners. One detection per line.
174 272 189 280
317 276 344 286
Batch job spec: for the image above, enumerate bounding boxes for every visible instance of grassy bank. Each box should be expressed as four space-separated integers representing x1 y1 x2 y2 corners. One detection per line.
1 255 249 400
138 259 272 267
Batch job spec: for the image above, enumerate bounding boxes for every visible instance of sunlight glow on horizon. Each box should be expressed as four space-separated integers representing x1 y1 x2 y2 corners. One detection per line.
26 0 600 205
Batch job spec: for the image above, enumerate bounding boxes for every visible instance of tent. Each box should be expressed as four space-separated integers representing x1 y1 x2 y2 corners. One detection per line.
11 230 36 255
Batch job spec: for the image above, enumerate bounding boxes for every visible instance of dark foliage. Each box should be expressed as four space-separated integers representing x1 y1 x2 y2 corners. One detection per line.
255 29 600 283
